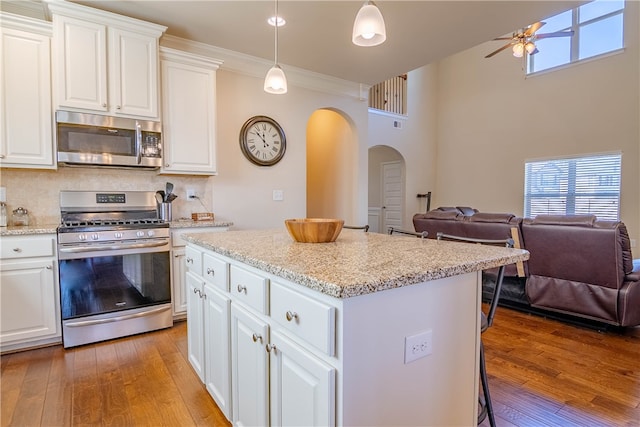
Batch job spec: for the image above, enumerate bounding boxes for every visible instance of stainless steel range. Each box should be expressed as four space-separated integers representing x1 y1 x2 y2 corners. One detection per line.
57 191 172 348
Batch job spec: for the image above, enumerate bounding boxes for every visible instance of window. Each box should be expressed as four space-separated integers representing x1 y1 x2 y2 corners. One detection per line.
527 0 625 74
524 153 621 220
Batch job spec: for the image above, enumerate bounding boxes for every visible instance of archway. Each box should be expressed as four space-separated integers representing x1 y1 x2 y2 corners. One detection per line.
368 145 406 233
306 109 358 223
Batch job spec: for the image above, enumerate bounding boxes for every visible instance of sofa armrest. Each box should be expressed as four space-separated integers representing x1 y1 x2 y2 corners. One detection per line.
626 259 640 282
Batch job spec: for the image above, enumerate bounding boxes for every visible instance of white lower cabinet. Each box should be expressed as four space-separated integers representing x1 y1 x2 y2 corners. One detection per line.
187 245 337 426
171 226 228 318
204 283 231 419
231 303 269 427
269 330 336 427
0 235 60 351
186 271 205 381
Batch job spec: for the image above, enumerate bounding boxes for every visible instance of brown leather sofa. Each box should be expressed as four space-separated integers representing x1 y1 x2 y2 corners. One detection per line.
413 208 640 327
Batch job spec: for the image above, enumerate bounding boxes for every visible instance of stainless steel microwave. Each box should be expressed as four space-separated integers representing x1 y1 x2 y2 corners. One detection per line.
56 111 162 169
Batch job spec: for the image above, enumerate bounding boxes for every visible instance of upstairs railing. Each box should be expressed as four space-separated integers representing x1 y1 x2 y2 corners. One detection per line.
368 74 407 115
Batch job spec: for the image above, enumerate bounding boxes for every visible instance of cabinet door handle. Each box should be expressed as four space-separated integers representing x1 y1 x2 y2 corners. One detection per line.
207 267 215 276
237 284 247 294
186 257 193 264
165 163 170 167
265 344 276 353
12 248 22 253
252 333 262 343
102 103 107 108
116 105 122 110
0 154 5 159
285 311 298 322
46 265 52 270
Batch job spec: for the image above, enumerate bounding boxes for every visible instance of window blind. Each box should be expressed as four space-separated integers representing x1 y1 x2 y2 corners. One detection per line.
524 153 621 220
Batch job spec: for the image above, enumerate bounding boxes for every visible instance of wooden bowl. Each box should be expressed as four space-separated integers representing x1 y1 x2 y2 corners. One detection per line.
285 218 344 243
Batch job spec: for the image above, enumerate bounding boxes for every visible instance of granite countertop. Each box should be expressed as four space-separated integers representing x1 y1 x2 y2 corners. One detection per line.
170 219 233 229
183 229 530 299
0 224 59 236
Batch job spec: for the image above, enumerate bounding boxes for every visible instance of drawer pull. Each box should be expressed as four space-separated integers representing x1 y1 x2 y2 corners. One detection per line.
186 257 193 264
252 333 262 343
285 311 298 322
46 265 52 270
265 344 277 353
237 284 247 294
12 248 22 253
207 267 215 276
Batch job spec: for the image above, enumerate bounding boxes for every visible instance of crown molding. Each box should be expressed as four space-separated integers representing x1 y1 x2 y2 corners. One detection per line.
0 11 52 35
160 34 369 100
0 0 47 20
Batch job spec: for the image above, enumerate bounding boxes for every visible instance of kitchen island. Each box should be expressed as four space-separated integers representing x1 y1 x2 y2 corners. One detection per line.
183 228 529 426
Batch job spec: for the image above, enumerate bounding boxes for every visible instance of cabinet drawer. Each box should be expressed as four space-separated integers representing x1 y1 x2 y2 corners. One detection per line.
0 236 55 260
230 265 268 314
270 281 336 356
185 245 203 276
203 253 228 292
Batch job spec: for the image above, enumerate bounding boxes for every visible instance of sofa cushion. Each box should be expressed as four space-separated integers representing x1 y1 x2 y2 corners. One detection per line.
420 210 462 220
468 213 516 223
531 214 596 227
456 206 478 216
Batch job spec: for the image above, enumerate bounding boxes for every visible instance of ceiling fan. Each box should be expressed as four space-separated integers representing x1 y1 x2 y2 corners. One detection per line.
485 22 574 59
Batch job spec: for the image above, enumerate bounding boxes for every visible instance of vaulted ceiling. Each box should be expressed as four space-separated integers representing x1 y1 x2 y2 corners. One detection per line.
68 1 582 85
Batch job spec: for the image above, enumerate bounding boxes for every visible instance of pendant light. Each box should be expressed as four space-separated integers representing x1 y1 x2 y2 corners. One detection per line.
352 1 386 47
264 0 287 94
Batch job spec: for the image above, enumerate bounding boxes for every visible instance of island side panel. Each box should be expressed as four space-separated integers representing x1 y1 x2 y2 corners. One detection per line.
339 271 481 426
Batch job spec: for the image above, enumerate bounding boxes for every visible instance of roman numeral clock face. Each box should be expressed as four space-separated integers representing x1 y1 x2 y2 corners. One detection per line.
239 116 286 166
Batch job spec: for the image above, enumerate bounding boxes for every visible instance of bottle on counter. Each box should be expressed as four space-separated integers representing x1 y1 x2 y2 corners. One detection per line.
0 202 6 227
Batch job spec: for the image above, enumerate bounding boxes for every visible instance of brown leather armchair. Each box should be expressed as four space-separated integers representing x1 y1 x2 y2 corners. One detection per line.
521 215 640 326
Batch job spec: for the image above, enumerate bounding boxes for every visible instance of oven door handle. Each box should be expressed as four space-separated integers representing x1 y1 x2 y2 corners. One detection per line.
58 240 169 253
65 305 171 328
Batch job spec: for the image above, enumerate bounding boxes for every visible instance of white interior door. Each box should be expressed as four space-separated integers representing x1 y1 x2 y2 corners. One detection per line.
381 161 404 233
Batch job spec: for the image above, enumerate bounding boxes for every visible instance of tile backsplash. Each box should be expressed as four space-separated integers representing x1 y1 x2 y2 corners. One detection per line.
0 167 214 226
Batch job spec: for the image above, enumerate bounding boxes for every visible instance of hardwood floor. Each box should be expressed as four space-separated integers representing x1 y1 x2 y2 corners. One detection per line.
1 322 229 427
1 308 639 427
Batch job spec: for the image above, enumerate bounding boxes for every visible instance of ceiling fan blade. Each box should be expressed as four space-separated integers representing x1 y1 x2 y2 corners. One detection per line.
529 48 540 55
536 30 575 39
493 37 514 41
524 21 546 37
485 43 512 58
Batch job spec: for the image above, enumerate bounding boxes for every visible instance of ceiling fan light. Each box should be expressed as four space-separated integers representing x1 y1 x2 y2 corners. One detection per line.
352 1 386 47
525 41 536 54
264 64 288 94
512 42 525 58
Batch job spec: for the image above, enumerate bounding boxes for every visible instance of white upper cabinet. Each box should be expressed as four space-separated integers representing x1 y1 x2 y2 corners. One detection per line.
160 48 222 175
0 14 54 169
48 1 166 120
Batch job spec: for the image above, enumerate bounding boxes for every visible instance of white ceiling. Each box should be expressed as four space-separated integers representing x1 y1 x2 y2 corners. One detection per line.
67 1 582 85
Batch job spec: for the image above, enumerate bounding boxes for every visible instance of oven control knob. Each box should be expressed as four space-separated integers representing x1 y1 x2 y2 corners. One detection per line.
78 234 87 241
136 231 145 238
114 232 123 239
147 230 155 237
91 233 99 240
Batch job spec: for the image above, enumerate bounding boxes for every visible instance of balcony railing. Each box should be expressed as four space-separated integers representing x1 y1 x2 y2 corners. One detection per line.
368 74 407 115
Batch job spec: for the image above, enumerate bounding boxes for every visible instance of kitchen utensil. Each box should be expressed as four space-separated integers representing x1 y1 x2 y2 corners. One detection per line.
155 192 164 204
285 218 344 243
166 193 178 203
165 182 174 201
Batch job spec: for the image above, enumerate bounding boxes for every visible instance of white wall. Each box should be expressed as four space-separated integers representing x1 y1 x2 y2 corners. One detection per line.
368 2 639 243
212 70 368 230
435 1 639 242
367 65 439 228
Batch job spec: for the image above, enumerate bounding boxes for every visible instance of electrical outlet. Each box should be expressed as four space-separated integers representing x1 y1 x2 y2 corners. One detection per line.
273 190 284 201
186 189 196 199
404 330 433 364
631 239 637 248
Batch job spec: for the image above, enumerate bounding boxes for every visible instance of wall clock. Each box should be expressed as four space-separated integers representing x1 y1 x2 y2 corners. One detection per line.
239 116 286 166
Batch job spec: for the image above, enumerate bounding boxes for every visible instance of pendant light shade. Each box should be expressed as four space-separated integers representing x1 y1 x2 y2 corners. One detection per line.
352 1 386 47
264 64 287 94
264 0 287 94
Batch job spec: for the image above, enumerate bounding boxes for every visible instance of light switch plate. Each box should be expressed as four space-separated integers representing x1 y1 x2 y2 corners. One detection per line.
273 190 284 201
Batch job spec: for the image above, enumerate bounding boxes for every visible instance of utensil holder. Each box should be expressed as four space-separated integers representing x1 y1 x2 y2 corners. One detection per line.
158 202 172 222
